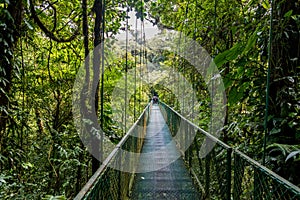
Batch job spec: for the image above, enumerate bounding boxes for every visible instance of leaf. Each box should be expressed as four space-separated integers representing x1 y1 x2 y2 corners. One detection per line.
270 128 281 135
3 10 13 21
214 43 242 67
284 10 293 18
228 87 244 105
285 150 300 162
223 77 233 90
43 195 67 200
21 162 34 169
0 178 6 184
261 0 270 10
242 30 258 55
267 143 287 157
23 19 33 30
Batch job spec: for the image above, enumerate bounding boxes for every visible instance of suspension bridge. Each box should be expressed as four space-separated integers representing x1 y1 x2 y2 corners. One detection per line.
71 0 300 198
74 102 300 200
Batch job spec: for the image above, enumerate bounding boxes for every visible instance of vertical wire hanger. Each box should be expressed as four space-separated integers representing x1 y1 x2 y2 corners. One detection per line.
263 0 274 166
124 0 129 136
100 0 106 162
134 8 138 122
182 0 190 116
210 0 217 135
192 0 198 123
139 0 143 113
177 6 183 111
142 10 148 90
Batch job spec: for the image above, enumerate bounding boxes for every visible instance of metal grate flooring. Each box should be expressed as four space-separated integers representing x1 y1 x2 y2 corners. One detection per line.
131 105 200 200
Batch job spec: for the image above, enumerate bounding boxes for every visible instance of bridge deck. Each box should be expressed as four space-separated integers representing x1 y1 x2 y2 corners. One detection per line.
131 105 200 199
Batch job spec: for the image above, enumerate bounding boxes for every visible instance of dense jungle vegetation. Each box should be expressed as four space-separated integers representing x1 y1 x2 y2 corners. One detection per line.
0 0 299 199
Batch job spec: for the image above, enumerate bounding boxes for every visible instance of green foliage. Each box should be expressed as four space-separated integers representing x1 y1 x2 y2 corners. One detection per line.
266 143 300 186
0 0 299 198
0 0 135 198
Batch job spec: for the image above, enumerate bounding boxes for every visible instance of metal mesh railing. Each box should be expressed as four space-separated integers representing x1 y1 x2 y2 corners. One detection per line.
159 102 300 200
160 102 232 199
76 102 300 199
233 150 300 200
74 104 150 200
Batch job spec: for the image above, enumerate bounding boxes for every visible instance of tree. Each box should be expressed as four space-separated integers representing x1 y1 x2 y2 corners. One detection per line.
0 0 23 150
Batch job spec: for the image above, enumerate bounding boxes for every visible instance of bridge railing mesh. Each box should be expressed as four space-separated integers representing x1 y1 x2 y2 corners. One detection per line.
160 102 300 200
76 102 300 199
233 150 300 200
160 102 232 199
74 104 150 200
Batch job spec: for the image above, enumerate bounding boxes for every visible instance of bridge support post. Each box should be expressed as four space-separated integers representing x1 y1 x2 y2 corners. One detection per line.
205 152 211 198
226 148 232 200
118 151 122 199
253 169 260 200
233 152 242 200
188 127 194 168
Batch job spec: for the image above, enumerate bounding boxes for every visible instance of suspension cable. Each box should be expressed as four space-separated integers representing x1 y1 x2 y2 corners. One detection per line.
123 1 129 136
175 5 184 111
192 0 198 123
213 0 217 51
134 12 138 121
142 15 148 90
182 1 190 115
100 0 106 163
210 0 217 135
139 0 144 113
263 0 274 166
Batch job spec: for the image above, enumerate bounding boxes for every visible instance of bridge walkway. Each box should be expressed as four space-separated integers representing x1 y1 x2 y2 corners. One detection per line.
131 105 200 199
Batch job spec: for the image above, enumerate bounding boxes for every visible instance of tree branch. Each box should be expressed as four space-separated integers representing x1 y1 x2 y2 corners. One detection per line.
29 0 80 43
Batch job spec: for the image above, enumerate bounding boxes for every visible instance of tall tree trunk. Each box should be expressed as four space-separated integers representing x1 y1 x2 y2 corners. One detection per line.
0 0 23 151
91 0 103 174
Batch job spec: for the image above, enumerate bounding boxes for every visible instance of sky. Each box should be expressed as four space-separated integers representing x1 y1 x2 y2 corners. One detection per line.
116 10 161 41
